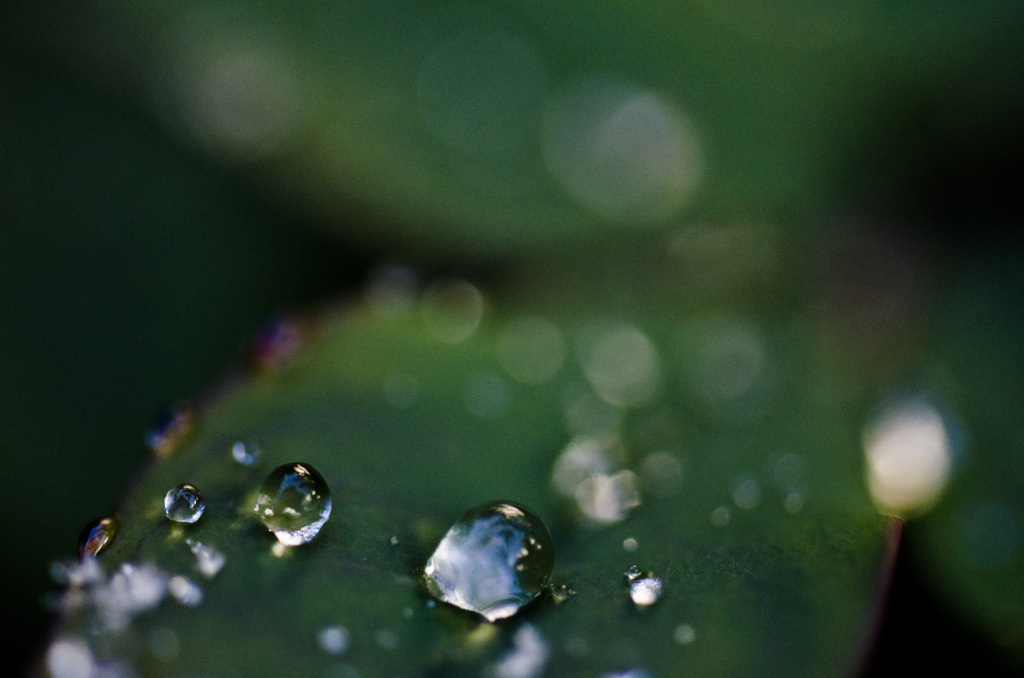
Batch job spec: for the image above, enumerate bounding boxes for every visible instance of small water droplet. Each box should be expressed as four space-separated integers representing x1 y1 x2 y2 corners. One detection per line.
231 440 261 466
77 516 118 560
145 404 194 456
255 462 332 546
167 575 203 606
375 628 397 650
622 538 639 552
185 538 226 578
549 583 576 604
624 565 642 581
730 475 761 509
491 622 551 678
46 639 96 678
389 535 400 546
420 278 484 343
424 500 554 622
164 484 205 524
249 315 305 372
673 623 696 645
629 576 663 607
318 625 350 655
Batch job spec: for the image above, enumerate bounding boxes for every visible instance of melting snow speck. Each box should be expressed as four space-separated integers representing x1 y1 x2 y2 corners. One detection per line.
424 501 554 622
255 462 332 545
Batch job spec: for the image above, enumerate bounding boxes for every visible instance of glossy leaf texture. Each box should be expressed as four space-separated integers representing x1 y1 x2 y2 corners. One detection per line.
44 238 898 677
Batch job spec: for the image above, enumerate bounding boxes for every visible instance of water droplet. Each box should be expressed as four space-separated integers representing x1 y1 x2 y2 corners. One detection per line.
77 516 118 560
318 625 350 655
710 505 730 527
551 436 640 524
424 501 554 622
491 622 550 678
168 575 203 606
629 576 663 607
248 315 304 372
185 538 226 578
389 535 400 546
542 77 702 223
549 583 576 604
673 623 696 645
864 397 952 515
579 323 661 408
730 475 761 509
145 404 194 456
624 565 642 581
574 470 641 524
255 462 332 546
622 537 639 552
46 639 96 678
420 278 484 343
498 316 566 385
164 484 205 524
375 628 397 650
231 440 261 466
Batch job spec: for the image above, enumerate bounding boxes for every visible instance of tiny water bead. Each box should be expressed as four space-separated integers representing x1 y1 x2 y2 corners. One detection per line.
231 440 261 467
424 501 554 622
255 462 332 546
77 516 118 560
145 404 194 456
164 484 205 524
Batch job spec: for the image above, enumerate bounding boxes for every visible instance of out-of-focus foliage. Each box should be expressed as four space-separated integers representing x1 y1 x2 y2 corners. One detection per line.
1 0 1022 675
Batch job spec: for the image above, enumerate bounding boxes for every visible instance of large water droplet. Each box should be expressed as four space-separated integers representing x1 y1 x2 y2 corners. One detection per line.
424 501 554 622
255 462 332 545
77 516 118 560
164 484 205 524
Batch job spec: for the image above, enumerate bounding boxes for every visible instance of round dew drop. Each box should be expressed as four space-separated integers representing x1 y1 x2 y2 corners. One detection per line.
255 462 332 545
164 484 205 524
424 500 554 622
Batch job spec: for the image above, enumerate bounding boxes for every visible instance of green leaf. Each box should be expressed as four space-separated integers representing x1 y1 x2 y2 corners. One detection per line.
49 264 894 676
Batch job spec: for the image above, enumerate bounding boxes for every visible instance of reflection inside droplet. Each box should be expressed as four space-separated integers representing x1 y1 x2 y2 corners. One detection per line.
864 398 952 515
542 77 702 223
424 501 554 622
